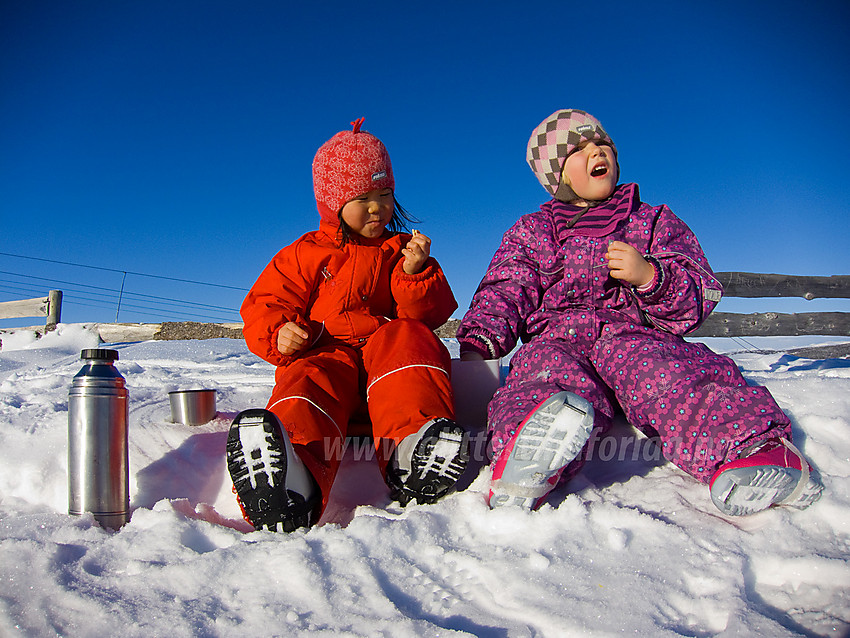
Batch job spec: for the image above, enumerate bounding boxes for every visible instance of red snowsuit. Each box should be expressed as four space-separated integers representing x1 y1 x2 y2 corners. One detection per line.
241 220 458 512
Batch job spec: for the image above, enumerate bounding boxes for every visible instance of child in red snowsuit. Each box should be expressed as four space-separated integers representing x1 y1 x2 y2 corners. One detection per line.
228 119 468 532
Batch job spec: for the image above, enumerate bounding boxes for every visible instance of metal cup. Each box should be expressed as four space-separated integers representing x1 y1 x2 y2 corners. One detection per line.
169 389 216 425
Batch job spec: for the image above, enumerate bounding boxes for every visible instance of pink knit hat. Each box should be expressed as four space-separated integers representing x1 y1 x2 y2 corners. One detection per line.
527 109 617 202
312 118 395 225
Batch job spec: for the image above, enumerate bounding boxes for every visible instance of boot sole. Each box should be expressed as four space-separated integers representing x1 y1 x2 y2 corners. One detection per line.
226 409 309 532
394 421 469 506
710 465 824 516
490 392 594 510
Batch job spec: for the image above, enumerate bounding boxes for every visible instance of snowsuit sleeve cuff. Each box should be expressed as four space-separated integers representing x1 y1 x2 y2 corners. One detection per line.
633 255 665 299
393 256 439 280
458 334 498 360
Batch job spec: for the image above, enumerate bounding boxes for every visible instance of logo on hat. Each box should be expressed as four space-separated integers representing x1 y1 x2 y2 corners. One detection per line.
576 124 593 134
372 170 387 181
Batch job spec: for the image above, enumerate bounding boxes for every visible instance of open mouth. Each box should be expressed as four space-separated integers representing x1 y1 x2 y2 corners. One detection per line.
590 163 608 178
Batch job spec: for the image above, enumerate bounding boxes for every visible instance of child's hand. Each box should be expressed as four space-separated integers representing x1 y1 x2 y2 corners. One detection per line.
402 230 431 274
277 322 310 356
605 241 655 287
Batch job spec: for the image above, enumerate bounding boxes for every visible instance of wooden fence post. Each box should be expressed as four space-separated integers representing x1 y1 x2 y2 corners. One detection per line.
46 290 62 327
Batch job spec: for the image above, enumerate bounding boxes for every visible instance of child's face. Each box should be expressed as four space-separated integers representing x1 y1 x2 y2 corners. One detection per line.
340 188 394 238
560 141 618 203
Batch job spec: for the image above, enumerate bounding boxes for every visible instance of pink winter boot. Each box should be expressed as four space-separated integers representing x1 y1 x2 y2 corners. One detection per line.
489 391 594 510
709 438 823 516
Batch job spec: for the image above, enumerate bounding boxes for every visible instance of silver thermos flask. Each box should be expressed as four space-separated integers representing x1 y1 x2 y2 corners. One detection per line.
68 348 129 529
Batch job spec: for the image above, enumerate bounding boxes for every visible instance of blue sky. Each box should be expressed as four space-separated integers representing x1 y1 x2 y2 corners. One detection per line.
2 0 849 327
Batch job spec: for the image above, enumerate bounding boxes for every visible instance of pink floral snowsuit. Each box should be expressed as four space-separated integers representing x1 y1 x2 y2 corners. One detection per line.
457 183 792 483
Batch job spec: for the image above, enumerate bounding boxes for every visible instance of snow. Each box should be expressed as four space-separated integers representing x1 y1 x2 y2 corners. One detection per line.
1 324 849 637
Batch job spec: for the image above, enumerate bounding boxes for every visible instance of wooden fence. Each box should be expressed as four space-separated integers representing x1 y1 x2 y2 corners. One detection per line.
1 274 848 349
0 290 62 328
691 273 850 337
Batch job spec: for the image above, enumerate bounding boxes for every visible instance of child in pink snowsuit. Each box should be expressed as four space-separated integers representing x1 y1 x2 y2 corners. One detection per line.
457 109 823 516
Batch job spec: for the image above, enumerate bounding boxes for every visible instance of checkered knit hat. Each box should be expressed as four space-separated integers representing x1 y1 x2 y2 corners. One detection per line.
526 109 617 202
312 118 395 225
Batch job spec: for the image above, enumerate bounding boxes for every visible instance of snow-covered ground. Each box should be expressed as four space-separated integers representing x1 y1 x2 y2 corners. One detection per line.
1 324 848 637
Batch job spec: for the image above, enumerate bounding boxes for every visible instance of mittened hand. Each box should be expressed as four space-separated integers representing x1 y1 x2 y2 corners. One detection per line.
605 241 655 287
277 322 310 355
402 230 431 274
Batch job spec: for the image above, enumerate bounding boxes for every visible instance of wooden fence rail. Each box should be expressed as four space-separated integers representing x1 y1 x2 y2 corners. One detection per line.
716 273 850 300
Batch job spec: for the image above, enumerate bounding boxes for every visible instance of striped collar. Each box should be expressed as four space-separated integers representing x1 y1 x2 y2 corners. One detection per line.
544 183 640 239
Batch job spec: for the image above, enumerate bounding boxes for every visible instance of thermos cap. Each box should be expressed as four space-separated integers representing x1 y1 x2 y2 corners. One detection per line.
80 349 119 361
